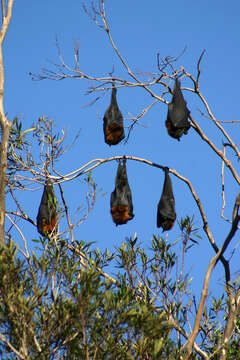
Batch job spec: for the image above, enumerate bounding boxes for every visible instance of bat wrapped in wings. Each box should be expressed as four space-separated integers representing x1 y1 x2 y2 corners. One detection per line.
110 159 134 225
165 79 190 141
103 82 125 145
157 168 176 231
37 180 58 236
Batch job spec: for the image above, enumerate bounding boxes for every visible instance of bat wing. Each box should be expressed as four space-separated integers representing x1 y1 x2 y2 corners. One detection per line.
37 181 58 236
157 169 176 230
157 196 176 223
166 79 190 140
110 160 134 225
167 102 190 129
103 85 125 145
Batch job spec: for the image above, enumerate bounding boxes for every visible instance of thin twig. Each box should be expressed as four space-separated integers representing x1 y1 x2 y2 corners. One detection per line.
5 213 29 259
171 168 231 289
6 211 36 226
124 100 158 143
196 50 206 88
221 144 227 220
67 243 118 285
58 183 74 243
9 187 36 225
1 0 5 21
190 114 240 184
0 332 25 359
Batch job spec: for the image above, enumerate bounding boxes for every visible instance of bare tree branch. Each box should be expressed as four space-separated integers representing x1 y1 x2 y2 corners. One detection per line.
184 191 240 359
0 332 25 359
1 0 5 21
196 49 206 88
190 114 240 184
220 288 240 360
0 0 14 242
124 100 158 143
169 318 209 360
58 182 74 243
5 213 29 258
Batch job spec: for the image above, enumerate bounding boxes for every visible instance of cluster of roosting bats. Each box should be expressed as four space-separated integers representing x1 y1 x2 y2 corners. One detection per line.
36 79 190 236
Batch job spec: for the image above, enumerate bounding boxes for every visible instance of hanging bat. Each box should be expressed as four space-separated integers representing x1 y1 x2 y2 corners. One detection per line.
157 168 176 231
165 79 190 141
103 82 125 145
110 159 134 225
37 180 58 236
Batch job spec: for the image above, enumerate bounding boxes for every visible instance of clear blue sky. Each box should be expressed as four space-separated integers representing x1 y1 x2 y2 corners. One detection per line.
3 1 240 297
